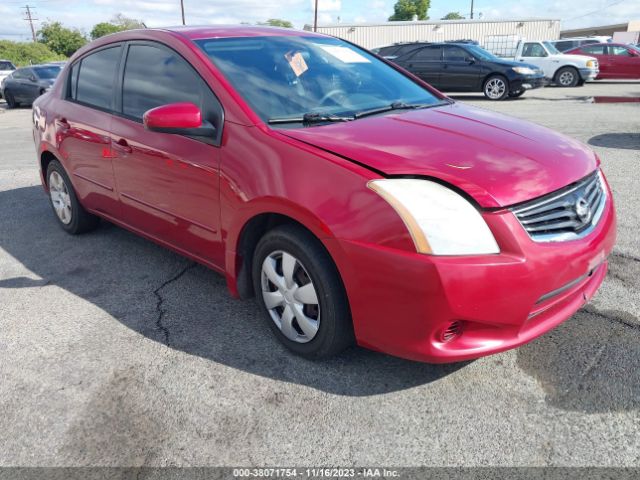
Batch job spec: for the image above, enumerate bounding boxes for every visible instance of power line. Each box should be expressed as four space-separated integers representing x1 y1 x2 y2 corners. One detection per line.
565 0 627 22
22 5 38 42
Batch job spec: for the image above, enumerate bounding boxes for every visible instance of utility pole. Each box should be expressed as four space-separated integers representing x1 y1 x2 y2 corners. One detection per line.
470 0 474 19
23 5 37 42
313 0 318 32
180 0 185 25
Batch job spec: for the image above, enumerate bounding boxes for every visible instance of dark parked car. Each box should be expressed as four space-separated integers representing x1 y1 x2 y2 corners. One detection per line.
1 65 61 108
391 43 546 100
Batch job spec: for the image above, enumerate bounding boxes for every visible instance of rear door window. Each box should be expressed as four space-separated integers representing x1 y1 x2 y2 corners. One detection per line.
75 46 122 110
410 46 442 61
582 45 606 55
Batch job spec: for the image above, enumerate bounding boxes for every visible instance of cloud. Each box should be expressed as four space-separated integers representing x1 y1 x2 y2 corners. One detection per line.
313 0 341 12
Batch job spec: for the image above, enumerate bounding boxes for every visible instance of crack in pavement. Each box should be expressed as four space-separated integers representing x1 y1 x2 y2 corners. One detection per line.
153 262 198 346
611 250 640 264
583 306 640 331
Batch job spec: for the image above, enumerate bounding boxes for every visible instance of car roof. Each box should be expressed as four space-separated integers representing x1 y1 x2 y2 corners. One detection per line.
157 25 325 41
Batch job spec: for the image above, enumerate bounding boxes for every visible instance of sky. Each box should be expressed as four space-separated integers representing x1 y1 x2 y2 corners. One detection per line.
1 0 639 41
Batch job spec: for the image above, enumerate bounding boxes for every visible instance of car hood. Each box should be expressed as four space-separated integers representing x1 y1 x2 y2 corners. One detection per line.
494 59 539 70
281 103 597 208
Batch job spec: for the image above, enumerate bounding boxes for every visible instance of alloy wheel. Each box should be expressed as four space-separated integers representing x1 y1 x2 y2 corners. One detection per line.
558 70 575 86
485 78 506 99
261 250 320 343
49 171 73 225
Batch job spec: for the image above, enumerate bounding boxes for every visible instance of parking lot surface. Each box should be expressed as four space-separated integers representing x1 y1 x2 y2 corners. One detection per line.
0 81 639 467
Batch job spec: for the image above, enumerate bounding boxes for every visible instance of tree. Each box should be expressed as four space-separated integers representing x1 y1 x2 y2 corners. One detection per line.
441 12 464 20
258 19 293 28
37 22 86 57
90 23 122 40
0 40 66 66
110 13 145 30
91 14 145 40
388 0 430 21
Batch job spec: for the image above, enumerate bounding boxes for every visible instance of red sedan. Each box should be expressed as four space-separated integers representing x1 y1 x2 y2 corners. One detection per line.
565 43 640 79
32 26 616 363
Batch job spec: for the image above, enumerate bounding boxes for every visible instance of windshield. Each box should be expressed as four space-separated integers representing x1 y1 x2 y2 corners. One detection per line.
196 35 445 125
465 45 499 61
33 66 61 80
0 61 16 71
543 42 561 54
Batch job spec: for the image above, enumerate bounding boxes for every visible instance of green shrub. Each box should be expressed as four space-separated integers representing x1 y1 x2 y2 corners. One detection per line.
0 40 67 67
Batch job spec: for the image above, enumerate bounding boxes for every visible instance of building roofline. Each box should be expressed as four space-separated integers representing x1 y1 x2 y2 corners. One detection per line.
560 23 628 34
305 18 560 29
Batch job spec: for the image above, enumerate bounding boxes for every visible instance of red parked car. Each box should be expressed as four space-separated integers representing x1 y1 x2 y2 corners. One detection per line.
32 26 616 363
565 43 640 79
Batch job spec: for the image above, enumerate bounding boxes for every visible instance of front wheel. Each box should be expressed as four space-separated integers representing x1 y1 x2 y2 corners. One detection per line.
252 224 354 359
4 90 18 108
483 75 509 100
46 160 100 234
555 67 579 87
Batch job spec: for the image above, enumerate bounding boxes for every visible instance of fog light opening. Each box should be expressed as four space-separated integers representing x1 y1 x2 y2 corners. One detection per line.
440 321 463 343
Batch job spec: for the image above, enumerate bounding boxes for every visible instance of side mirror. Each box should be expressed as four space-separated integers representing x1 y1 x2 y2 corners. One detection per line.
29 75 37 82
143 102 216 138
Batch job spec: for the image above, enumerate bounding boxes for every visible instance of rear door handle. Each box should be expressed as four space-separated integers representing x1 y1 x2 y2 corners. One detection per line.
113 138 133 154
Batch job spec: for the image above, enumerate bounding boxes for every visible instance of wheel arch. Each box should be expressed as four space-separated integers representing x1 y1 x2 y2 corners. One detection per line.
40 149 60 189
226 204 339 300
553 64 579 81
482 71 508 88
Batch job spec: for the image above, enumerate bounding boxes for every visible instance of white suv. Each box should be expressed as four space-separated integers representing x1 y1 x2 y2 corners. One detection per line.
0 60 17 98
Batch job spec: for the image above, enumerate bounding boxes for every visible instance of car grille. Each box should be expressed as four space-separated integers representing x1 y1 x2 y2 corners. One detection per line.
512 171 606 242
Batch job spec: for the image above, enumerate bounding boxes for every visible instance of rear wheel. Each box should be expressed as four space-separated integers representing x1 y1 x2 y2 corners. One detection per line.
252 224 354 359
4 90 18 108
483 75 509 100
555 67 579 87
46 160 100 234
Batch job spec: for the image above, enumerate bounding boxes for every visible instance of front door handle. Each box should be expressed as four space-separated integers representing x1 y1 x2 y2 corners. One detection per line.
114 138 133 154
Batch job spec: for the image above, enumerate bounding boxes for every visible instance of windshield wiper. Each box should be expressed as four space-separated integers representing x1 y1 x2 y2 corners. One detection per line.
354 100 452 119
268 112 355 125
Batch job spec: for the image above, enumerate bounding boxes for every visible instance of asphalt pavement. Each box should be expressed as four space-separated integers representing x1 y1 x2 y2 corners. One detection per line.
0 81 639 467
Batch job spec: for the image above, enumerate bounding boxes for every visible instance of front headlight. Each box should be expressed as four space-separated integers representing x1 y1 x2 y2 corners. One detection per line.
512 66 537 75
586 60 596 68
368 179 500 255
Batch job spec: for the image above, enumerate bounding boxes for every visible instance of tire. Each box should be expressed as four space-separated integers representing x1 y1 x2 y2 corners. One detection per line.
577 79 586 87
508 89 526 98
4 90 18 108
252 224 354 359
46 159 100 234
555 67 579 87
483 75 509 101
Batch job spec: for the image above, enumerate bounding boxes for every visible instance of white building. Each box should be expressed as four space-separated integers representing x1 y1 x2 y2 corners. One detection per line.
305 19 561 50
